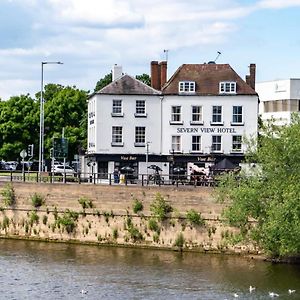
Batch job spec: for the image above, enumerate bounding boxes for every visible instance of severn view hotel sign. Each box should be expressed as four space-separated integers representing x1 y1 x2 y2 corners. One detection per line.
176 127 237 134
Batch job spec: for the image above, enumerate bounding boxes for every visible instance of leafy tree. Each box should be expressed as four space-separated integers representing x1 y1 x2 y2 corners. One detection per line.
216 115 300 258
136 73 151 86
0 95 38 160
43 84 88 160
94 73 112 92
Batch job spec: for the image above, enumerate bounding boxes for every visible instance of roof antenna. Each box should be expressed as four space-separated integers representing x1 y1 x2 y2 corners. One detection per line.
163 49 169 62
214 51 221 63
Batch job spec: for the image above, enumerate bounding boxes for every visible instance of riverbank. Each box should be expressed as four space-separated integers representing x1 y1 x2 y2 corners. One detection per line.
0 182 259 256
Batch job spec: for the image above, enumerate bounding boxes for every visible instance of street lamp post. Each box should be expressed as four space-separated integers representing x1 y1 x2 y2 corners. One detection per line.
145 141 151 184
39 61 63 175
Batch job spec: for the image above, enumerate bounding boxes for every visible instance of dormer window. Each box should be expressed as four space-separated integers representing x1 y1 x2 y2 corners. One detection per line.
179 81 195 93
219 82 236 94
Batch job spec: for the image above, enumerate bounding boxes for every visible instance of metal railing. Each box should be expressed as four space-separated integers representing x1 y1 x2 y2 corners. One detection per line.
0 170 217 187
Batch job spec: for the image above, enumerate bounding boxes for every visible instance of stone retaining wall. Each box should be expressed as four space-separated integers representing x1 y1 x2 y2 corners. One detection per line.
0 182 258 255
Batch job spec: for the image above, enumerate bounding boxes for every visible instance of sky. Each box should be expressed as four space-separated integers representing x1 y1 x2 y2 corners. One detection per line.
0 0 300 100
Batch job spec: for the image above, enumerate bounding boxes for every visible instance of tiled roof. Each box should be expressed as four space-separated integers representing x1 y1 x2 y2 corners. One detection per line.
162 64 257 95
96 74 160 95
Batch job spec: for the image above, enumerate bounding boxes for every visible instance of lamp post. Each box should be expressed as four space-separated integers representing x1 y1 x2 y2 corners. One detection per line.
145 141 151 183
39 61 63 175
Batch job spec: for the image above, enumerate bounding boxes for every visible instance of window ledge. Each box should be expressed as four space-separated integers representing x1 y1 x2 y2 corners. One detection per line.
189 151 203 154
210 122 224 126
190 121 204 126
111 113 124 117
111 142 124 147
230 150 243 154
169 121 183 125
169 150 182 154
134 113 147 118
230 122 244 126
134 143 145 147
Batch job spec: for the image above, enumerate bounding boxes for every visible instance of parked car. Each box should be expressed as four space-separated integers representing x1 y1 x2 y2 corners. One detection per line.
4 161 18 171
52 165 76 176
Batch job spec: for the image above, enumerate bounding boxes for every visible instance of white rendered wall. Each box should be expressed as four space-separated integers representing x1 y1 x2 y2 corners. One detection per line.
161 95 258 155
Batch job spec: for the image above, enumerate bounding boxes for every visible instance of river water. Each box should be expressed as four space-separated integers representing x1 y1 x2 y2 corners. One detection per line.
0 240 299 300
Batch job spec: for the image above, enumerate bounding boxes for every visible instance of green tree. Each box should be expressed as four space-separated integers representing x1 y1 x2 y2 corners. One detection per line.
0 95 38 160
136 73 151 86
94 73 112 92
43 84 88 160
216 115 300 258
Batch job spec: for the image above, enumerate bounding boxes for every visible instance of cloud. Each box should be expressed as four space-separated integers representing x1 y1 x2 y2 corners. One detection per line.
257 0 300 9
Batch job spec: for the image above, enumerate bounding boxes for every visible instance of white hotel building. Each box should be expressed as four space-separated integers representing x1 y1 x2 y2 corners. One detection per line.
87 61 258 177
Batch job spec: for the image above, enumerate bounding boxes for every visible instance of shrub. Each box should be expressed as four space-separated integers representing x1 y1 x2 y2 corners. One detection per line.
29 211 39 226
148 218 160 233
133 199 143 214
153 232 159 243
150 193 173 221
174 233 185 248
31 193 44 208
112 228 118 239
128 226 143 242
186 209 205 226
56 209 79 234
1 183 15 206
78 197 94 209
2 216 10 229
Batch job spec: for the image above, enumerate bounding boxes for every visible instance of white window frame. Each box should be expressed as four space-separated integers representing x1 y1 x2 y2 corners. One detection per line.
219 81 236 94
179 81 196 93
134 126 146 146
112 99 123 117
111 126 123 146
211 106 223 125
232 135 242 152
232 106 243 125
191 135 202 153
191 105 203 125
171 135 181 153
211 135 222 152
170 106 183 124
135 100 146 117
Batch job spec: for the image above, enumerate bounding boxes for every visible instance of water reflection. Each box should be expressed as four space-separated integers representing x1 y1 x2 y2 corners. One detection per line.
0 239 299 299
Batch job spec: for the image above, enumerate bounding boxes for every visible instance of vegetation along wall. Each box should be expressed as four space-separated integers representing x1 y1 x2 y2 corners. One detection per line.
0 182 259 255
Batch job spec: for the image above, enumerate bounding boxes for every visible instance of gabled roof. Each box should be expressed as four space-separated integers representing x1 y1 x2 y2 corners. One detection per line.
95 74 160 95
162 64 257 96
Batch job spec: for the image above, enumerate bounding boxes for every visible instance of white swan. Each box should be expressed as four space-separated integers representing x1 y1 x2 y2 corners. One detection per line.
269 291 279 297
249 286 256 293
288 289 296 294
81 289 88 294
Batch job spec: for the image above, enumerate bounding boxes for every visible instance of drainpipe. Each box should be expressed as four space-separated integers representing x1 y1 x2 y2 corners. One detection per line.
159 96 164 154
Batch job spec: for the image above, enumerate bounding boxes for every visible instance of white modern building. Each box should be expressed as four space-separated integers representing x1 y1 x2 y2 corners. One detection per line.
87 61 258 178
256 79 300 125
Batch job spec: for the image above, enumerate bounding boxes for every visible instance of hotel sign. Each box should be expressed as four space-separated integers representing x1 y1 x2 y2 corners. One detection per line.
177 127 237 134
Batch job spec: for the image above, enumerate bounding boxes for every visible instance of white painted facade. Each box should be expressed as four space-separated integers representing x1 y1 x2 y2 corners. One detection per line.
87 63 258 178
256 79 300 125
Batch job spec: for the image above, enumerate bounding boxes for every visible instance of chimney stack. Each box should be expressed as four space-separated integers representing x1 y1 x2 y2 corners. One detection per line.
246 63 256 90
112 64 123 81
159 61 167 89
151 61 160 90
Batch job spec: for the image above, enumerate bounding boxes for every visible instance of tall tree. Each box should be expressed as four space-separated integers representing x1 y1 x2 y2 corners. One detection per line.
216 115 300 258
0 95 38 160
43 84 88 161
94 73 112 92
136 73 151 86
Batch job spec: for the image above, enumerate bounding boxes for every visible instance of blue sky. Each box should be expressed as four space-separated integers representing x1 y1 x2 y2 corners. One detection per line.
0 0 300 100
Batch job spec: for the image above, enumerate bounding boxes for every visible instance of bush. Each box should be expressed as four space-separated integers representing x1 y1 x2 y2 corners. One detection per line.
174 233 185 248
186 209 205 226
29 211 39 226
148 218 160 233
56 209 79 234
133 199 143 214
1 183 15 206
31 193 44 208
78 197 94 209
112 228 118 239
128 226 143 242
150 193 173 221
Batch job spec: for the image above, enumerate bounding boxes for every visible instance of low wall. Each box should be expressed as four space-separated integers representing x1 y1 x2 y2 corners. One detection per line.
0 182 258 255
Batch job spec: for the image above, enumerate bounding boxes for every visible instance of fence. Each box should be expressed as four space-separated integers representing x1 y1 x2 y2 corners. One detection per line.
0 170 217 187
